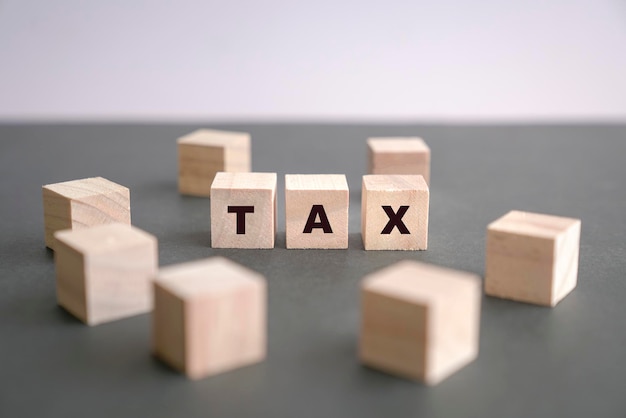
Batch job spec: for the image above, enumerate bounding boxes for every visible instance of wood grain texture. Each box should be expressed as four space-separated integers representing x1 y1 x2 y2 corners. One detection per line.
360 260 481 385
485 210 581 307
367 137 431 184
285 174 349 249
152 257 266 380
178 129 251 197
54 223 158 326
210 172 277 249
361 175 429 250
42 177 131 250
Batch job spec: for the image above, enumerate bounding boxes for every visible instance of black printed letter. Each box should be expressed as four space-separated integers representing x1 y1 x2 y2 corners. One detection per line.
303 205 333 233
381 206 410 234
228 206 254 234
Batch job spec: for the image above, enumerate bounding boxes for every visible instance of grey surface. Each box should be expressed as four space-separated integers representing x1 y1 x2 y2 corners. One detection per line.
1 123 625 417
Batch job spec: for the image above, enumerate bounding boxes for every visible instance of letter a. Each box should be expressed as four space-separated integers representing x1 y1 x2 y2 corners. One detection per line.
381 205 410 234
303 205 333 233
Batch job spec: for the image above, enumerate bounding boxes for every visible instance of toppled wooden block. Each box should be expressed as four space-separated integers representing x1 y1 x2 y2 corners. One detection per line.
485 210 581 307
360 260 481 385
153 257 266 379
54 223 158 326
367 137 431 184
361 175 429 250
42 177 131 250
285 174 349 249
210 172 277 249
178 129 251 197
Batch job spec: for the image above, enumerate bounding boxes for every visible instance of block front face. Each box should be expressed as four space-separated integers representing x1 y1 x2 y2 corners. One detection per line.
485 210 581 307
285 174 349 249
153 257 267 380
360 261 481 385
361 175 429 250
178 129 251 197
54 223 158 325
367 138 431 184
42 177 131 250
211 172 277 249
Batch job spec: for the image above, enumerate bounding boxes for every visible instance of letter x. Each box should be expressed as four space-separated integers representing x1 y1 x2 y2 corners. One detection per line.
381 206 410 234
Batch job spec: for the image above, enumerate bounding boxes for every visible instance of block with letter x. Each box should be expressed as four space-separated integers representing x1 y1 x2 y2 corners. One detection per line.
361 175 429 250
210 172 277 248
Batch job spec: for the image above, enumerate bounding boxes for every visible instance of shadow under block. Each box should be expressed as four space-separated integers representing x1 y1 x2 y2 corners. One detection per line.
152 257 266 380
54 223 158 326
367 137 431 185
42 177 131 250
359 260 481 385
285 174 349 249
485 210 581 307
362 175 429 250
210 172 277 249
178 129 251 197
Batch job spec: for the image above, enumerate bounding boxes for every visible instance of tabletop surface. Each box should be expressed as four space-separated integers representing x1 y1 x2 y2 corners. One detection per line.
1 123 625 417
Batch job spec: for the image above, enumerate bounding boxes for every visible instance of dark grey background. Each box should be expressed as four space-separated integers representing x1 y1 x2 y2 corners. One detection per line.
1 124 625 417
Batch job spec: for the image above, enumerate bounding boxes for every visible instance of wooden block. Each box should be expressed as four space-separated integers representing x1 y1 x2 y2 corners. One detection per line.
178 129 251 197
54 223 158 325
361 175 429 250
210 172 277 249
285 174 349 249
485 210 581 307
42 177 131 250
359 260 481 385
367 137 431 184
152 257 266 379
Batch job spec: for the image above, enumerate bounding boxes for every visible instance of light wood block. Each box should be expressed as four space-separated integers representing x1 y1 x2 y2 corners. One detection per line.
367 137 431 184
361 175 429 250
485 210 581 307
54 223 158 326
210 172 277 249
285 174 349 249
178 129 251 197
360 260 481 385
153 257 266 380
42 177 131 250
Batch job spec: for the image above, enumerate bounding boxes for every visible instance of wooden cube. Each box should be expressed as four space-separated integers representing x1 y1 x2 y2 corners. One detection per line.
285 174 349 249
42 177 131 250
153 257 266 379
367 137 431 184
210 172 277 249
361 175 429 250
178 129 251 197
54 223 158 325
360 260 481 385
485 210 581 307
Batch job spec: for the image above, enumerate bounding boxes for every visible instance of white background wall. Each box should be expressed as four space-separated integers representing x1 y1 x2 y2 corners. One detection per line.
1 0 625 122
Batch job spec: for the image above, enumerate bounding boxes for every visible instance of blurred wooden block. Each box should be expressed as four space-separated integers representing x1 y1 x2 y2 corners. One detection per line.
485 210 581 307
367 137 431 184
210 172 277 249
360 260 481 385
178 129 251 197
361 175 429 250
153 257 266 380
285 174 349 249
42 177 131 250
54 223 158 326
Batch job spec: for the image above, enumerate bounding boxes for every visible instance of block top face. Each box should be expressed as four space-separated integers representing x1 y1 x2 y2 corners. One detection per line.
211 172 277 192
54 223 155 255
363 260 480 304
156 257 265 300
285 174 349 191
367 138 430 155
362 175 428 192
488 210 581 240
177 129 250 148
43 177 128 200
